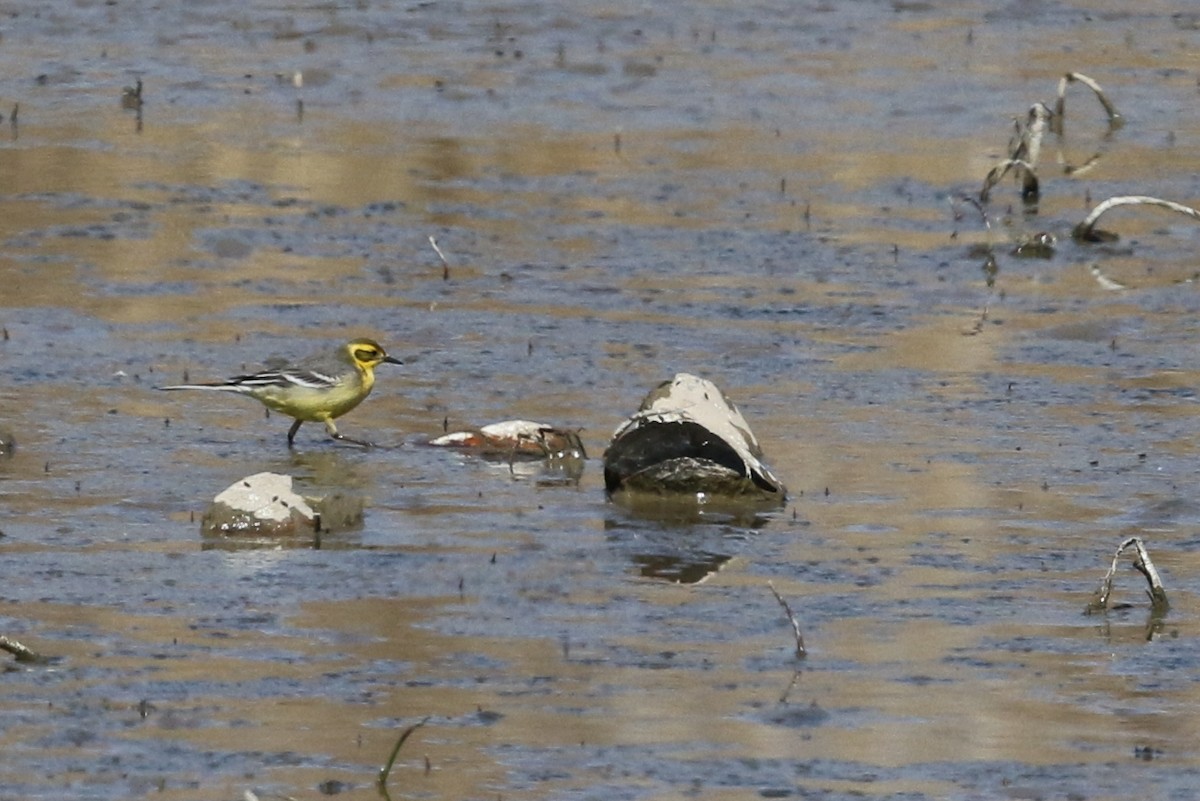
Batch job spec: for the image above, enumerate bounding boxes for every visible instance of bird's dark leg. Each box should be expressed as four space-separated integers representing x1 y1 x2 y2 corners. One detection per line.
287 419 303 447
324 418 374 448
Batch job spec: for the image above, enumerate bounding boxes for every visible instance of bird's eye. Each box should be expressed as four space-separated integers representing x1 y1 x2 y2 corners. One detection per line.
355 347 379 361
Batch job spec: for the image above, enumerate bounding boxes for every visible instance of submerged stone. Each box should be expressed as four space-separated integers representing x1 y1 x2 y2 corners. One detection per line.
430 419 587 483
603 373 786 502
429 419 585 460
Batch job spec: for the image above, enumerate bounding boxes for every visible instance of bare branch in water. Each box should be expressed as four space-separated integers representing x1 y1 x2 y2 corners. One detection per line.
982 73 1122 202
980 159 1039 204
1054 72 1123 132
0 635 44 663
768 581 807 659
429 235 450 280
1073 195 1200 242
980 103 1051 203
1086 536 1168 615
1009 103 1052 168
1059 150 1104 177
958 195 992 230
377 716 431 792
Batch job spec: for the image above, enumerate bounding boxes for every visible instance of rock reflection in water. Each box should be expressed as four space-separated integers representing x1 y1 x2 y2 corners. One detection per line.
605 506 774 583
628 549 732 583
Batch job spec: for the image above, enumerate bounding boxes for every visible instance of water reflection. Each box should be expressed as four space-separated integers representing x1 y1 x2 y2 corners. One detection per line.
604 504 776 583
1090 607 1168 645
627 549 731 583
606 490 781 528
200 528 324 551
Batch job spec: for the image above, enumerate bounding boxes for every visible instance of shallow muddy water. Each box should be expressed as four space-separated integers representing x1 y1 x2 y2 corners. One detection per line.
4 1 1200 799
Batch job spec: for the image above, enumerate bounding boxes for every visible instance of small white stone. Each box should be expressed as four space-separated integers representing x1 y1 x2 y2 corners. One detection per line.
204 472 315 536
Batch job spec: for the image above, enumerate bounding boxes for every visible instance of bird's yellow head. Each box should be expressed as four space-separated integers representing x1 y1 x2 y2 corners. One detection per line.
345 338 403 375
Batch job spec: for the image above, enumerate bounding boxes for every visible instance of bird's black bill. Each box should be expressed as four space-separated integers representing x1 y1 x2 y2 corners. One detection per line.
384 355 403 365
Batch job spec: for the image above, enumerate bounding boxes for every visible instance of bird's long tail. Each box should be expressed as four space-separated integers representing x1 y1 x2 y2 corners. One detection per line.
157 383 254 394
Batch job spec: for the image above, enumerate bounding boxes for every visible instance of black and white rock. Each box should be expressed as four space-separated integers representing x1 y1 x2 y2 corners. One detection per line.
603 373 786 501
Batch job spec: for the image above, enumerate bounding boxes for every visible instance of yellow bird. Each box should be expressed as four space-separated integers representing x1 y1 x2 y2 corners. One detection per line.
160 337 402 447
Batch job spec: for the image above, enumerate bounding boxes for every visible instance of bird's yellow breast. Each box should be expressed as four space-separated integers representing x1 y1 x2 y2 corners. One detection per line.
256 368 373 422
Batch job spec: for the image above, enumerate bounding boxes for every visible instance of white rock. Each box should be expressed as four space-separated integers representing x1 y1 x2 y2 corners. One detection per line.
203 472 315 536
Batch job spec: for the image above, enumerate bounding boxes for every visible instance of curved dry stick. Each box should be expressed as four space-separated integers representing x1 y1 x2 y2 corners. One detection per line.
980 159 1038 203
0 635 44 663
429 235 450 280
1058 150 1104 177
1073 195 1200 241
982 103 1050 203
1011 103 1052 167
958 194 991 230
982 73 1120 205
1054 71 1123 130
1086 536 1168 614
377 716 430 792
768 581 807 659
1050 74 1120 174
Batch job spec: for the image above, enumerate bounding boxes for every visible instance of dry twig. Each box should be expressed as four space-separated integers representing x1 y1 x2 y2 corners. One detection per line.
980 159 1039 204
768 581 807 659
1054 71 1123 131
0 635 44 663
958 195 992 231
1009 103 1052 169
1086 536 1168 615
377 716 430 792
429 235 450 280
1073 195 1200 242
980 103 1050 202
981 72 1121 203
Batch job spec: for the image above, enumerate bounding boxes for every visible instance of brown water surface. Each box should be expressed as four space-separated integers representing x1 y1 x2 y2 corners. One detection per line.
3 1 1200 799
